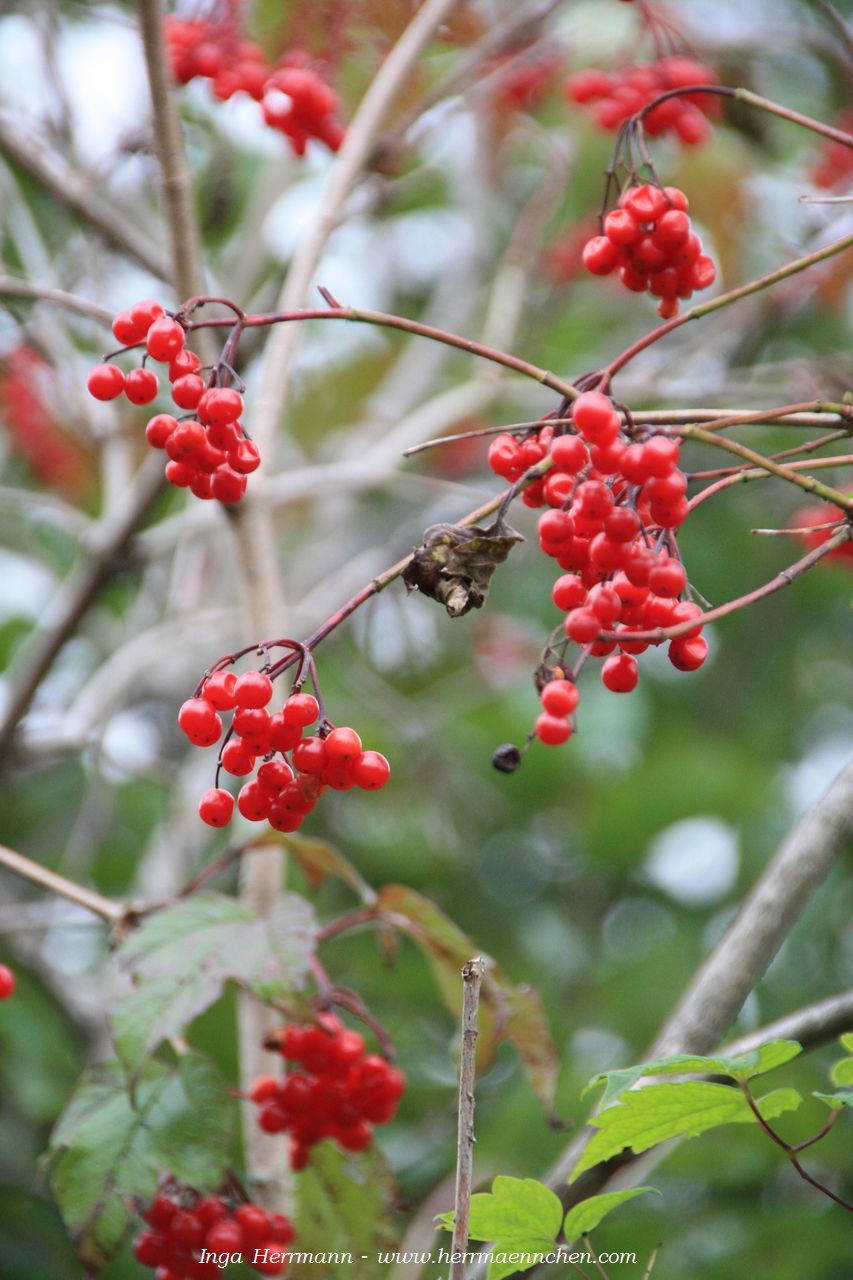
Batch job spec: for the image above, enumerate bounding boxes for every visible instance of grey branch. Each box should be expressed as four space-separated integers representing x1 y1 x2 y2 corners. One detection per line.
546 760 853 1192
451 957 486 1280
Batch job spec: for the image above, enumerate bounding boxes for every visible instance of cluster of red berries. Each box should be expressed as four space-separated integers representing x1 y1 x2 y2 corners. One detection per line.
249 1015 406 1171
810 112 853 189
792 501 853 566
488 389 706 745
566 56 720 145
133 1186 293 1279
490 49 561 112
582 184 716 318
86 300 259 505
165 17 345 155
0 964 15 1000
0 345 88 498
179 669 391 831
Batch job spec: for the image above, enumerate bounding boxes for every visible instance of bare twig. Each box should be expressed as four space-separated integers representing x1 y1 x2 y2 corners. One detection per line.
0 843 123 923
450 957 486 1280
136 0 205 302
720 989 853 1058
0 277 113 324
739 1081 853 1211
0 109 168 279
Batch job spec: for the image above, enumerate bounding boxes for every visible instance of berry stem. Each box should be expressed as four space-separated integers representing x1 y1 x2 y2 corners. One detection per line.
635 83 853 149
676 426 853 512
738 1080 853 1212
185 304 579 400
689 454 853 511
597 523 852 645
603 232 853 380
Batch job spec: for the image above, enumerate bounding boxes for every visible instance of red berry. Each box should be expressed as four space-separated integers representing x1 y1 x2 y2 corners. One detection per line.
169 348 202 380
564 608 600 645
212 463 247 504
535 713 572 745
112 311 144 346
292 736 327 774
230 438 261 474
257 759 295 794
198 788 234 826
234 670 274 709
178 697 222 746
170 373 205 409
221 737 256 776
540 679 579 716
198 387 243 425
668 635 708 670
205 1220 245 1253
582 235 618 275
249 1075 280 1104
133 1230 166 1266
145 413 178 448
0 965 16 1000
552 573 588 611
202 669 238 710
283 692 319 727
601 652 639 692
324 726 362 761
648 558 687 598
146 317 186 362
550 433 588 473
125 367 159 405
350 750 390 790
130 299 165 332
253 1242 290 1276
87 363 125 401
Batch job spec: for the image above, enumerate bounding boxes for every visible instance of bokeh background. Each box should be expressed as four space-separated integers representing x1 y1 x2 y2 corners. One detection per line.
0 1 851 1277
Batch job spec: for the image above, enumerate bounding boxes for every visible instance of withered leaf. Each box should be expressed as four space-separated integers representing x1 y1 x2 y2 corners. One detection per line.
402 516 523 617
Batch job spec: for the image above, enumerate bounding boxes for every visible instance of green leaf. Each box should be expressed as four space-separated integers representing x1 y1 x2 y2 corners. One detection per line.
111 891 315 1071
292 1142 398 1279
438 1177 563 1280
840 1032 853 1054
584 1040 802 1107
47 1055 231 1268
375 885 558 1108
570 1082 802 1182
563 1187 660 1240
830 1058 853 1086
814 1089 853 1110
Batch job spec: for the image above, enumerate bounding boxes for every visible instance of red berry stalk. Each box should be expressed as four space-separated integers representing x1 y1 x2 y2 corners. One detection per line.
134 1184 294 1278
249 1014 405 1170
583 183 716 318
487 388 706 750
86 300 261 505
180 654 390 830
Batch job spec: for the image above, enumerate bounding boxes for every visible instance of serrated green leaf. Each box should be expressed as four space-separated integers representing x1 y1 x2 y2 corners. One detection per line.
570 1083 802 1182
375 885 558 1108
111 891 315 1071
47 1055 231 1268
292 1142 397 1279
563 1187 660 1240
584 1039 802 1106
830 1058 853 1086
814 1089 853 1109
439 1177 563 1280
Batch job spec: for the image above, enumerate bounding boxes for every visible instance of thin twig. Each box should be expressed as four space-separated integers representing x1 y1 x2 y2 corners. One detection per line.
0 843 123 923
450 957 486 1280
739 1081 853 1212
604 233 853 380
0 277 113 324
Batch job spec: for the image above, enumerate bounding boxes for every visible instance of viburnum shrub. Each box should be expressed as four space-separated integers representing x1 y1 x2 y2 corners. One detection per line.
133 1182 294 1278
3 4 853 1278
249 1014 405 1170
